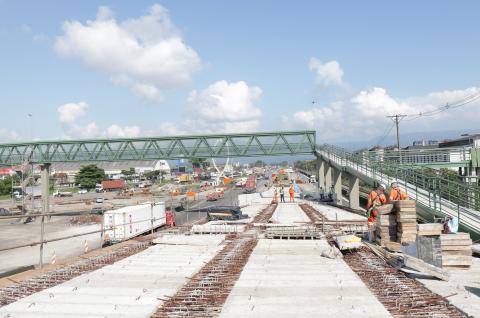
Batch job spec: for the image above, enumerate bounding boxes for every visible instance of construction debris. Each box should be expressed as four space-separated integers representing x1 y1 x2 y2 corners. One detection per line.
440 233 473 268
344 247 465 317
321 245 343 259
265 225 322 240
334 234 362 250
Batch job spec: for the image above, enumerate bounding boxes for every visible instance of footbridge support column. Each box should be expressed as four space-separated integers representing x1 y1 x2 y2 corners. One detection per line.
317 158 325 190
333 168 342 205
348 174 360 210
325 164 332 191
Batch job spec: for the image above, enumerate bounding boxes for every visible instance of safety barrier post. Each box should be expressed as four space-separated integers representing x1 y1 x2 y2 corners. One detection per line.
151 202 154 235
39 215 45 269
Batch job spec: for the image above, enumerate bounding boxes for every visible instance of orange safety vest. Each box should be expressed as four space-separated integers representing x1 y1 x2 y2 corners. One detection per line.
289 187 294 195
367 191 386 210
389 188 407 202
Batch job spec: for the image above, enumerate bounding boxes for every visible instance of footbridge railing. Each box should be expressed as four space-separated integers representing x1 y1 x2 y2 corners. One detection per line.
316 144 480 234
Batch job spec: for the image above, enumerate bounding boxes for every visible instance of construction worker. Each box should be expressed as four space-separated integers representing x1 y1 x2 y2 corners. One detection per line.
289 185 295 202
389 182 407 202
279 186 285 203
367 184 387 227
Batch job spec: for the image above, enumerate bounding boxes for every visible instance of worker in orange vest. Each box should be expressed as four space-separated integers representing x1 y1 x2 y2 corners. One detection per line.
367 184 387 227
273 188 278 204
389 182 407 202
289 185 295 202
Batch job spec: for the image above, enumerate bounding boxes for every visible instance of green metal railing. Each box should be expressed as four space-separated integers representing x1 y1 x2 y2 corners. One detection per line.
358 147 471 168
317 144 480 234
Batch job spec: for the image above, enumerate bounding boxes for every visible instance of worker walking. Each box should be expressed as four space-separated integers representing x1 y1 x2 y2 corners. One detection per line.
389 182 407 202
366 184 387 227
289 185 295 202
279 186 285 203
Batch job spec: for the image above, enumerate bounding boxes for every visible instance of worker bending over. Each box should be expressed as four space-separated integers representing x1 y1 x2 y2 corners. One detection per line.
289 185 295 202
389 182 407 202
367 184 387 226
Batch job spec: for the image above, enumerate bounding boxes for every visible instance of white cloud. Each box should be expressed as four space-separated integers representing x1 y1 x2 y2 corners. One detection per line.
0 128 20 142
107 124 140 138
57 101 141 139
187 80 262 132
55 4 200 102
20 24 31 33
66 122 100 139
287 86 480 142
309 58 344 86
57 102 89 124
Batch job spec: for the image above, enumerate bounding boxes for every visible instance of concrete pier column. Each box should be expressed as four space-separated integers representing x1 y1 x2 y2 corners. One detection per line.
348 175 359 210
317 158 325 190
333 168 342 205
41 163 50 214
325 164 332 191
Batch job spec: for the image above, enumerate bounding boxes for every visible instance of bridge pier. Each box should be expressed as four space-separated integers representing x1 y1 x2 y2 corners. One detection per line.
348 174 360 210
333 168 342 205
325 164 332 191
317 158 325 190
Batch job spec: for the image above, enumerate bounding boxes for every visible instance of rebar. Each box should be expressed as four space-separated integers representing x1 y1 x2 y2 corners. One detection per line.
343 247 468 318
151 236 258 318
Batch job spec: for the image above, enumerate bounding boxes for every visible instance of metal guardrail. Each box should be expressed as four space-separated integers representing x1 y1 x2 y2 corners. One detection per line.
317 144 480 234
359 146 471 167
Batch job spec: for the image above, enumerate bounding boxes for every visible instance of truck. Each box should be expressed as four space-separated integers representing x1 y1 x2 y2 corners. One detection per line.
206 188 225 201
53 191 74 197
178 174 193 183
103 202 166 243
244 175 257 194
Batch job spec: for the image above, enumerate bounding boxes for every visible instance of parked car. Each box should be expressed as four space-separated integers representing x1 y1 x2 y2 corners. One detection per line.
78 189 88 194
90 207 105 215
95 197 104 203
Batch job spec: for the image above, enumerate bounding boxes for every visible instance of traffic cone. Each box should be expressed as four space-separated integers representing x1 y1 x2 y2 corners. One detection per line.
84 240 89 253
51 251 56 265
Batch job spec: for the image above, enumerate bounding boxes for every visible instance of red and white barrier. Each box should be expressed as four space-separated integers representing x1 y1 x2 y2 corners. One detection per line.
51 251 56 265
84 240 89 253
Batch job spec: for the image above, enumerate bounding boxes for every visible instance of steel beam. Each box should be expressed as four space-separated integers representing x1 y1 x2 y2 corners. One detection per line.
0 131 316 165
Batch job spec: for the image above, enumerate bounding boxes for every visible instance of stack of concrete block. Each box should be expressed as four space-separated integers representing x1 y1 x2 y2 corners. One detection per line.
394 200 417 243
375 214 397 245
417 223 443 236
440 233 472 268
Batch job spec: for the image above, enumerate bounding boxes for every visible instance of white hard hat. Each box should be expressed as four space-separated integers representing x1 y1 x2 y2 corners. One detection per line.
379 183 386 190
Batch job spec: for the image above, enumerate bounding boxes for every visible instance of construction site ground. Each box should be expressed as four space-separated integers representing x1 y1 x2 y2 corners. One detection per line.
0 188 479 317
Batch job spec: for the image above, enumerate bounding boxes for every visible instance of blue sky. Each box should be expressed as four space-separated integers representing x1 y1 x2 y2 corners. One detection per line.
1 1 479 144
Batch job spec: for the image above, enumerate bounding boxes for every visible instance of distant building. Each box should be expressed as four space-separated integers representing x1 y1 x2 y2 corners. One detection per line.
439 134 480 148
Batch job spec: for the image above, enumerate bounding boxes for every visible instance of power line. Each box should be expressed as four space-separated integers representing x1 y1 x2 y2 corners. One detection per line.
404 91 480 121
375 121 395 146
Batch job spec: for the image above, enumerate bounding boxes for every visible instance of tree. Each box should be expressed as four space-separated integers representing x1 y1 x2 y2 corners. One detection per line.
190 158 208 169
0 175 19 195
121 168 136 180
144 170 161 181
75 165 106 189
254 160 266 167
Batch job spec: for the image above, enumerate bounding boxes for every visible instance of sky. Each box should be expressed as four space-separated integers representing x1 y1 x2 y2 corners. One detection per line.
1 0 480 145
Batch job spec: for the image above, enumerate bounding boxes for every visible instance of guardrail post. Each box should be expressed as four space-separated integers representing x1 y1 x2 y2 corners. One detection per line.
39 215 45 269
151 202 154 235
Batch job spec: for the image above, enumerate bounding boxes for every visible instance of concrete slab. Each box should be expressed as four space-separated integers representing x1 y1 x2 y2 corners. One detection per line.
416 257 480 317
0 235 225 318
310 202 366 221
219 239 391 318
271 203 310 224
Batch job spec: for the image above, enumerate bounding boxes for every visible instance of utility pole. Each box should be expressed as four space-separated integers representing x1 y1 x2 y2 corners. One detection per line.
386 114 407 163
